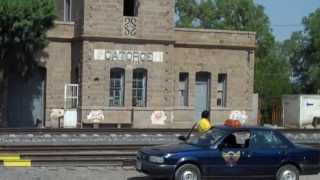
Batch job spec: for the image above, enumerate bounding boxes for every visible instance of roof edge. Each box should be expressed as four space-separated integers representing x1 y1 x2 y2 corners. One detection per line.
175 27 256 35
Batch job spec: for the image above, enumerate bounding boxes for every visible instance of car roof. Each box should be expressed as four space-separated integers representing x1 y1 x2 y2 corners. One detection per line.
214 125 275 132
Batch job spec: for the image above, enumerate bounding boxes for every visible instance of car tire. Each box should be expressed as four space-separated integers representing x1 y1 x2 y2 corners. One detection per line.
174 164 201 180
276 164 299 180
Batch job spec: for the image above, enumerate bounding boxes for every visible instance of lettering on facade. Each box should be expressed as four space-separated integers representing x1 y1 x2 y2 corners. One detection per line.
94 49 163 63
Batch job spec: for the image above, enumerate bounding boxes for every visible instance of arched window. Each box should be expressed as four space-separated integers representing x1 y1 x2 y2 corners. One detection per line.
132 68 147 107
109 68 125 106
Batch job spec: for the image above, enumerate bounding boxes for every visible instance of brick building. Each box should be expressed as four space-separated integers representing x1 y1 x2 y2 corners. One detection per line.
2 0 256 128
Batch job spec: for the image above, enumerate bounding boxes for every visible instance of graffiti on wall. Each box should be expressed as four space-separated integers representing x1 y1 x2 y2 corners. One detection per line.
229 111 248 124
151 111 167 125
87 110 104 123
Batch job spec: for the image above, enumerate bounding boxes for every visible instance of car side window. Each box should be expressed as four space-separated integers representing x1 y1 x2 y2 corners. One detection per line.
251 130 286 149
220 131 251 149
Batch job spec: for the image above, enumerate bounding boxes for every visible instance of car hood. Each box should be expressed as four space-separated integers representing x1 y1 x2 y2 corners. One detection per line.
141 143 204 155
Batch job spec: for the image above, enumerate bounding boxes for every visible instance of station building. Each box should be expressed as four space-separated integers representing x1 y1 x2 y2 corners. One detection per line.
0 0 256 128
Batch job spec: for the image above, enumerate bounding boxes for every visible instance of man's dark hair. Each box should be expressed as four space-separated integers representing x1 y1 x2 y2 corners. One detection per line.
201 110 210 118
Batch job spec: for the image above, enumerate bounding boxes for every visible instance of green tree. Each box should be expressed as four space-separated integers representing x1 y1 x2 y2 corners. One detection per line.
176 0 275 58
281 32 306 93
175 0 199 28
285 8 320 93
0 0 55 78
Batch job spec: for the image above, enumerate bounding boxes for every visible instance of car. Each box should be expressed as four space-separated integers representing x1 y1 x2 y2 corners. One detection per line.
136 125 320 180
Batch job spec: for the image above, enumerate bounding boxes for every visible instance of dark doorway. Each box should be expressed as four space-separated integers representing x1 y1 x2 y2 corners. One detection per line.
7 68 46 128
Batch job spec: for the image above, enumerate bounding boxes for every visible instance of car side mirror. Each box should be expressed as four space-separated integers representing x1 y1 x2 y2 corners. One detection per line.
178 135 187 141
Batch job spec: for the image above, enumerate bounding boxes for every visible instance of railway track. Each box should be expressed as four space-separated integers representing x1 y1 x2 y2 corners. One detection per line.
0 145 145 166
0 128 319 166
0 128 190 134
0 143 319 167
0 128 319 134
0 144 153 166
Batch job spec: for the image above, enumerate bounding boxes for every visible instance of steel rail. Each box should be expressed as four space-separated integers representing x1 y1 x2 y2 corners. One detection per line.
0 128 319 134
0 143 318 166
0 128 190 134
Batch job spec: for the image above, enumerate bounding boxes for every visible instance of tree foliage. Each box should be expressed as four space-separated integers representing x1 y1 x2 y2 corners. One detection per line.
0 0 55 78
284 9 320 94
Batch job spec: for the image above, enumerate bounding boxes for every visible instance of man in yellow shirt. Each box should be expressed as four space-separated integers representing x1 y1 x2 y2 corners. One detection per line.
196 110 212 133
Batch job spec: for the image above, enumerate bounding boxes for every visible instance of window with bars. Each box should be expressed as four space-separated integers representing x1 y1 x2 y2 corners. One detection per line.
64 84 79 109
217 73 227 107
132 69 147 107
109 68 125 107
178 73 189 106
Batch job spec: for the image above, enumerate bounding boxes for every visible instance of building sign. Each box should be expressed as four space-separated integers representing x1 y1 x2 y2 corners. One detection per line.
94 49 163 63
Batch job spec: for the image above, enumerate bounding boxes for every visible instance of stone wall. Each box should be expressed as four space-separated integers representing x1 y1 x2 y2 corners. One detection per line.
172 46 255 125
80 40 174 127
175 28 256 48
45 22 75 127
83 0 174 40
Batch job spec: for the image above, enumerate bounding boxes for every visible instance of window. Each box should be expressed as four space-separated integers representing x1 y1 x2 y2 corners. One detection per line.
64 0 72 21
178 73 189 106
109 68 125 106
132 69 147 107
123 0 138 16
187 129 227 146
64 84 79 109
251 130 287 149
217 74 227 107
220 131 251 149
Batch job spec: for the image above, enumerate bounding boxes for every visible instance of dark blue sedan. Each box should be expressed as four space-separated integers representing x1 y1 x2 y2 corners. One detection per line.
136 126 320 180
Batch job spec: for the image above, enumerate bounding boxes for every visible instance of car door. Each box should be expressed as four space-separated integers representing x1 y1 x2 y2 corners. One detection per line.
206 130 253 177
246 130 287 177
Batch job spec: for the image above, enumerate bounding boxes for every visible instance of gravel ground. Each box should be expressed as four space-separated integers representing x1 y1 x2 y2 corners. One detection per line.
0 166 318 180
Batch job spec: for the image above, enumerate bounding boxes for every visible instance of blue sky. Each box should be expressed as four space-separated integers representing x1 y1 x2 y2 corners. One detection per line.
256 0 320 42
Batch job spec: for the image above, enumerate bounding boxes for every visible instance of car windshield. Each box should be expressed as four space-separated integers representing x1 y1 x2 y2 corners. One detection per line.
186 128 227 146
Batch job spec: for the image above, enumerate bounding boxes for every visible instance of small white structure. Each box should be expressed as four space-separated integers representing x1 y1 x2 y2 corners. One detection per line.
282 95 320 128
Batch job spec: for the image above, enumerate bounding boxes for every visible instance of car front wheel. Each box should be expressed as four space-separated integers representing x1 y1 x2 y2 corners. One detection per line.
174 164 201 180
276 164 300 180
